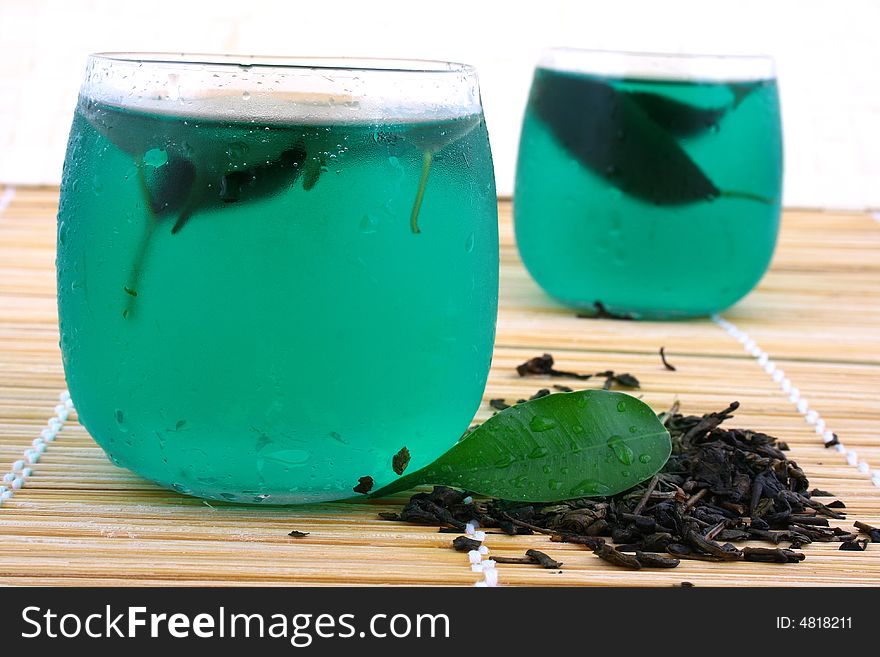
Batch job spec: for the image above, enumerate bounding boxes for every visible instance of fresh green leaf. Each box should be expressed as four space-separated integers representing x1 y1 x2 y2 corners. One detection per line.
370 390 671 502
531 69 720 205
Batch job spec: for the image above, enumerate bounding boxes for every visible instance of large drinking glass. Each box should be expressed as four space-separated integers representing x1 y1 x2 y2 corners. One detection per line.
515 48 783 318
58 54 498 503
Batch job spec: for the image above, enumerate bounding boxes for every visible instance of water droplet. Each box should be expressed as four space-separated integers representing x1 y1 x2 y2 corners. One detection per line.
548 479 563 491
570 479 610 496
509 475 528 488
639 453 652 464
143 148 168 168
464 232 475 253
621 470 630 478
493 455 513 469
607 435 634 465
616 400 626 412
227 141 249 160
242 90 251 100
529 416 556 432
359 213 379 234
571 424 584 434
542 464 552 475
528 445 549 459
261 449 311 467
114 409 125 430
440 463 454 474
629 425 638 434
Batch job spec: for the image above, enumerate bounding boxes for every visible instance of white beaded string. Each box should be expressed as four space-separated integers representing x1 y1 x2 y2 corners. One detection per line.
0 186 15 215
0 390 72 507
713 315 879 488
464 507 497 586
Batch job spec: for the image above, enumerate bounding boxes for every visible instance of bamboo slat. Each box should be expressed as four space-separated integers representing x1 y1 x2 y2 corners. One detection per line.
0 185 878 586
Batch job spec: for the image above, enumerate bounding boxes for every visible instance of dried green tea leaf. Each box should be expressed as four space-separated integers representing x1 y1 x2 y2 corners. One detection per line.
392 447 411 476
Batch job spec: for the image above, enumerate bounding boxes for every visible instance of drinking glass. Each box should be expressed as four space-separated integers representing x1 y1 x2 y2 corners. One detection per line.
514 48 783 318
58 54 498 503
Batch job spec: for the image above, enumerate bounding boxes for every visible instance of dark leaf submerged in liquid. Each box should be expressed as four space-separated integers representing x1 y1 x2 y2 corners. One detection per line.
79 98 480 315
530 70 765 206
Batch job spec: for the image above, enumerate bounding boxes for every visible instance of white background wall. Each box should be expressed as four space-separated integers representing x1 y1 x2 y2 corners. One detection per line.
1 0 878 208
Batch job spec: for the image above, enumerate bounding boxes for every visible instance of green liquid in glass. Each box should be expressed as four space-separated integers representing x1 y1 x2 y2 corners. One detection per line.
57 99 498 503
514 67 783 318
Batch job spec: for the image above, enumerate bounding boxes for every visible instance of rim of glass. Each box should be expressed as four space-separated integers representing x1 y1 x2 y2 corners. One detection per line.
90 52 477 75
538 47 776 82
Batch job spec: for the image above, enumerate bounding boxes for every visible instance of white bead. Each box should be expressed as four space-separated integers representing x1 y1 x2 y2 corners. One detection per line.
835 444 846 454
32 437 44 447
465 521 477 535
462 496 473 505
789 387 800 403
823 430 836 444
34 442 46 454
763 360 776 374
21 467 31 477
749 346 762 358
478 546 489 555
12 477 24 490
805 410 819 424
0 490 12 500
483 569 499 587
2 473 14 484
757 353 769 366
60 390 71 402
781 379 792 393
846 451 858 466
481 560 496 570
858 461 870 474
474 581 488 587
772 369 784 382
48 418 62 431
796 398 809 414
473 530 486 541
54 404 69 421
814 420 826 434
872 473 880 487
41 428 56 441
64 398 74 411
471 563 483 572
12 459 25 471
24 449 39 464
467 550 482 564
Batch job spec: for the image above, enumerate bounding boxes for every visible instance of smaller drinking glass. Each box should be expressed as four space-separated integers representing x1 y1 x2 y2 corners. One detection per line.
514 48 783 319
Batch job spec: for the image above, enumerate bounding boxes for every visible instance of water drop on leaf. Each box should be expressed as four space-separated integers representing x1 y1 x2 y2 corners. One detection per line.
607 435 634 465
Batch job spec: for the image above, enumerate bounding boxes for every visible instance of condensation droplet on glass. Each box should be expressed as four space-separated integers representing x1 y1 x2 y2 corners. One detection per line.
359 214 379 234
464 233 475 253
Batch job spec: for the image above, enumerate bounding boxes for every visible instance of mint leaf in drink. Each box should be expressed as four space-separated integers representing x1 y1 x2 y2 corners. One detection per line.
370 390 671 502
404 115 481 233
531 70 720 205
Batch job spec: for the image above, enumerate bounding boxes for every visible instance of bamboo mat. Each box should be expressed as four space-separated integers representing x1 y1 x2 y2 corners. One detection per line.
1 185 878 586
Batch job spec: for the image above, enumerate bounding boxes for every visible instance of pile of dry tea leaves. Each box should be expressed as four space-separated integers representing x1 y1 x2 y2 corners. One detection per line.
379 401 875 570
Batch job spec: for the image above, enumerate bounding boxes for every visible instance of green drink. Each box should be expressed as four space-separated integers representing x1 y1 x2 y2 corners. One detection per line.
58 54 498 503
515 49 783 318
